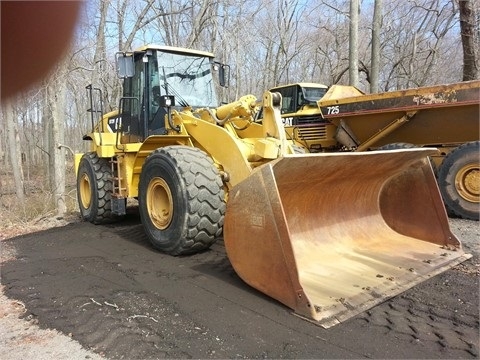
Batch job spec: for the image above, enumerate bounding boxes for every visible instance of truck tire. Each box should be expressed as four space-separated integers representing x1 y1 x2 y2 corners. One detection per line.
378 142 438 175
138 146 226 255
377 142 416 150
77 152 117 224
438 141 479 220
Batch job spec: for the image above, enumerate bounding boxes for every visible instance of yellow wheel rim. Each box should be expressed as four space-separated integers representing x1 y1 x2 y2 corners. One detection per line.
79 173 92 209
147 177 173 230
455 164 479 203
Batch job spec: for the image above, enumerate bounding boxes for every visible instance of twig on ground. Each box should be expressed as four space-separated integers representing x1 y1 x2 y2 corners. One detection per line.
127 314 159 323
104 301 119 311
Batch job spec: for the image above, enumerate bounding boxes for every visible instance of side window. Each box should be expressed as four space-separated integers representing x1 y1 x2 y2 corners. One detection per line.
297 91 304 107
121 54 143 118
120 54 144 140
147 55 167 133
148 56 160 124
277 87 295 114
131 55 144 117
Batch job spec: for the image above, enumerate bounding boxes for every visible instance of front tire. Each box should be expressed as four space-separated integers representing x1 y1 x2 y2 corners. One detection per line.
438 141 479 220
138 146 226 255
77 152 117 224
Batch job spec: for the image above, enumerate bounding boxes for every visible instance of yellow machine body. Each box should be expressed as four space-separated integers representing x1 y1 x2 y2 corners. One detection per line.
76 45 471 328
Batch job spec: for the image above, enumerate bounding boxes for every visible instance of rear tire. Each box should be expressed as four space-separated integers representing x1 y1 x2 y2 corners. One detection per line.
77 152 118 224
138 146 226 255
378 142 438 175
377 142 416 151
438 141 479 220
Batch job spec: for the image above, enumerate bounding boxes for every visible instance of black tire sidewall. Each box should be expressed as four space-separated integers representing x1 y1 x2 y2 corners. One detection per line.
76 152 115 224
377 142 416 150
378 142 438 175
139 151 189 254
77 154 99 222
438 142 479 220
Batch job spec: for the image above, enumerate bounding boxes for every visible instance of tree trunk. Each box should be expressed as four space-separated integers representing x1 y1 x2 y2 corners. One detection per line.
4 100 25 204
459 0 478 81
349 0 360 87
0 112 6 191
46 71 67 217
370 0 382 93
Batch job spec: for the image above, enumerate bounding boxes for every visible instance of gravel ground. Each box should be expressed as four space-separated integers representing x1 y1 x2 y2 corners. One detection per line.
449 218 480 258
0 288 103 360
0 216 103 360
0 217 478 359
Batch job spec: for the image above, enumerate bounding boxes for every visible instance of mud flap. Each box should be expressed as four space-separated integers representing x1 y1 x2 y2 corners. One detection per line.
223 149 471 328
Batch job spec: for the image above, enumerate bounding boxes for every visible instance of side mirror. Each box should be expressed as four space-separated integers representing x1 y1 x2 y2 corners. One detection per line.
219 65 226 87
116 52 134 78
214 62 230 88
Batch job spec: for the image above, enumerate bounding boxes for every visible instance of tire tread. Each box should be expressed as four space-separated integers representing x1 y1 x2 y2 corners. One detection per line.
143 146 226 255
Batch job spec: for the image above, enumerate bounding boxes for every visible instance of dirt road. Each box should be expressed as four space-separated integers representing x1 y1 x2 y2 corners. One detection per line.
1 211 478 359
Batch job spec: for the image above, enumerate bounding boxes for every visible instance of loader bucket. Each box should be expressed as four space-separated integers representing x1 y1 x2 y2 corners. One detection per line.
223 149 471 328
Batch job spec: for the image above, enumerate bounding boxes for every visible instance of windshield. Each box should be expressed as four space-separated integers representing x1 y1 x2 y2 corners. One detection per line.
155 51 219 108
302 87 327 102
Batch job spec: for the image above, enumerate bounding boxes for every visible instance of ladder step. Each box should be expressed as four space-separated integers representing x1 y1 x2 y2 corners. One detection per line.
110 155 125 197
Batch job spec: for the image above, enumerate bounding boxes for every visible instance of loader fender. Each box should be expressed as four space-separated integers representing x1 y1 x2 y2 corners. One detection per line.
223 148 471 327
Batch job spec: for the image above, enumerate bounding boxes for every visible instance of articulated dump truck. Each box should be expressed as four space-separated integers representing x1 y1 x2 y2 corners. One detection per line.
75 45 471 328
271 81 480 221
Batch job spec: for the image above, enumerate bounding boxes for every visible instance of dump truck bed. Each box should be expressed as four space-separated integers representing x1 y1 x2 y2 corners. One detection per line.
318 80 480 149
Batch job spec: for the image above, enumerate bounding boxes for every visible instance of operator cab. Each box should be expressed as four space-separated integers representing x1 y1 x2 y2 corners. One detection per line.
271 83 328 117
116 45 228 141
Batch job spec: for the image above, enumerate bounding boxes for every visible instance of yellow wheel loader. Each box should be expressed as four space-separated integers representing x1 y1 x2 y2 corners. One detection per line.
75 45 471 328
270 81 480 220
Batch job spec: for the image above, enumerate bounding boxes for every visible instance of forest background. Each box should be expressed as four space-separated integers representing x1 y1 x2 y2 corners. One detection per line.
0 0 478 227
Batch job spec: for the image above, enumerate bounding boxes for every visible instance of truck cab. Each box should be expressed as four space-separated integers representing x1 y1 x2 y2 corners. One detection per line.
269 83 338 152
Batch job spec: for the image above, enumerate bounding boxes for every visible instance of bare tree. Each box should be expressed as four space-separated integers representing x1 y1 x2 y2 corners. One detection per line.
185 0 218 48
41 69 67 216
349 0 360 86
309 3 350 85
370 0 382 92
3 100 25 204
92 0 109 85
47 68 67 216
459 0 479 80
380 0 459 90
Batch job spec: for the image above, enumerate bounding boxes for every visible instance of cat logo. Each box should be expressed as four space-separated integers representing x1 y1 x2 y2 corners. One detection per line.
107 117 121 132
282 117 293 126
